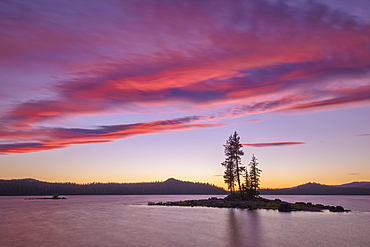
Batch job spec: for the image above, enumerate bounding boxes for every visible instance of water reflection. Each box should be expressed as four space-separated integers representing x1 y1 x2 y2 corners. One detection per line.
227 209 262 247
246 210 262 247
228 209 243 247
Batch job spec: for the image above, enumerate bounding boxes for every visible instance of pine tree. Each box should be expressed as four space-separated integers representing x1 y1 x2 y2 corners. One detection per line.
222 131 245 197
249 154 262 197
221 160 235 194
242 166 251 198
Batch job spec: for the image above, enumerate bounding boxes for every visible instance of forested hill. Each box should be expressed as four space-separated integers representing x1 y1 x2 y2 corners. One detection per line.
259 182 370 195
0 178 227 196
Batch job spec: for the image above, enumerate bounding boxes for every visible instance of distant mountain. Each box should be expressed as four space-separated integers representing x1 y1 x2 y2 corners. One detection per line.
0 178 227 196
259 182 370 195
335 182 370 189
16 178 39 182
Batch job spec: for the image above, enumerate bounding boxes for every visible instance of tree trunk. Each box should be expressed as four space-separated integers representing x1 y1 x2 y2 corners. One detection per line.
235 159 243 197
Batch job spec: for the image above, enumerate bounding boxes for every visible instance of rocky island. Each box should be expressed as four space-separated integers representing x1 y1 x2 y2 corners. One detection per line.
148 196 350 212
25 194 67 200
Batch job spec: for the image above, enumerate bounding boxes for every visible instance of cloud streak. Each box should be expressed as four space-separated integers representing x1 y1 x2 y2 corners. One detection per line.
349 173 360 176
357 134 370 137
0 116 222 154
242 142 306 148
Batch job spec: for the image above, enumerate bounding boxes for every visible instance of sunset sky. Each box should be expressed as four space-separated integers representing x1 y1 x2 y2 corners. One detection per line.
1 0 369 189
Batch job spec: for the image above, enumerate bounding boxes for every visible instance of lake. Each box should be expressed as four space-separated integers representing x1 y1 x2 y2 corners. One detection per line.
1 195 369 247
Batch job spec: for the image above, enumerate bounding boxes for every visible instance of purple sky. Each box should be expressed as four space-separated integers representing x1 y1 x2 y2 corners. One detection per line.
1 0 369 188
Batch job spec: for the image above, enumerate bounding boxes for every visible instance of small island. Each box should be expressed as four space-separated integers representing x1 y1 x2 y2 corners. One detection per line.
149 132 350 213
25 194 67 200
148 196 350 212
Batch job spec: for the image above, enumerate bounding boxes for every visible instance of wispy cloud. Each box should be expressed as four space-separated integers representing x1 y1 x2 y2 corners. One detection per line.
243 142 306 148
1 0 369 153
349 173 360 176
229 118 263 125
357 134 370 137
0 116 222 154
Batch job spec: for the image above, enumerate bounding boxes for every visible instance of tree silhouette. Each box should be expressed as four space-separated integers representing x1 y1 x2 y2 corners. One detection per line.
242 164 251 198
222 160 235 194
222 131 245 196
221 132 263 199
249 154 262 197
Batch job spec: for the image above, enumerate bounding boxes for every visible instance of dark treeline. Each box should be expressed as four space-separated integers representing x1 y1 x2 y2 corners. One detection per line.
259 182 370 195
0 178 227 196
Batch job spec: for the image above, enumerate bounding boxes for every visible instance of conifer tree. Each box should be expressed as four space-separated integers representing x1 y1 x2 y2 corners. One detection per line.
221 160 235 194
249 154 262 197
242 166 251 198
222 131 245 196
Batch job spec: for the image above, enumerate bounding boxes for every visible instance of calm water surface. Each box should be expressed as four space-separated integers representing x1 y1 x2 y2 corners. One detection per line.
1 195 369 247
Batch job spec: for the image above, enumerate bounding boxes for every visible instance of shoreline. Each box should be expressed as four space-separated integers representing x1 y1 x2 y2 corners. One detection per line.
148 196 351 212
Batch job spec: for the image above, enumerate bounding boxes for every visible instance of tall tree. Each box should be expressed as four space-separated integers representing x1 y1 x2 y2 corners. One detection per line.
223 131 245 196
249 154 262 197
221 160 235 194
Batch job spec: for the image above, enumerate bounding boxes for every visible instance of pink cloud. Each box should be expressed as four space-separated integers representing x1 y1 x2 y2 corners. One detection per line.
2 1 369 114
286 86 370 111
1 0 370 153
357 134 370 137
243 142 306 148
0 116 222 154
230 118 263 125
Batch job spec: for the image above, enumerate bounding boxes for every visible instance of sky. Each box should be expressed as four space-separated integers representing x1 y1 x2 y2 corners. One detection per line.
0 0 369 189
